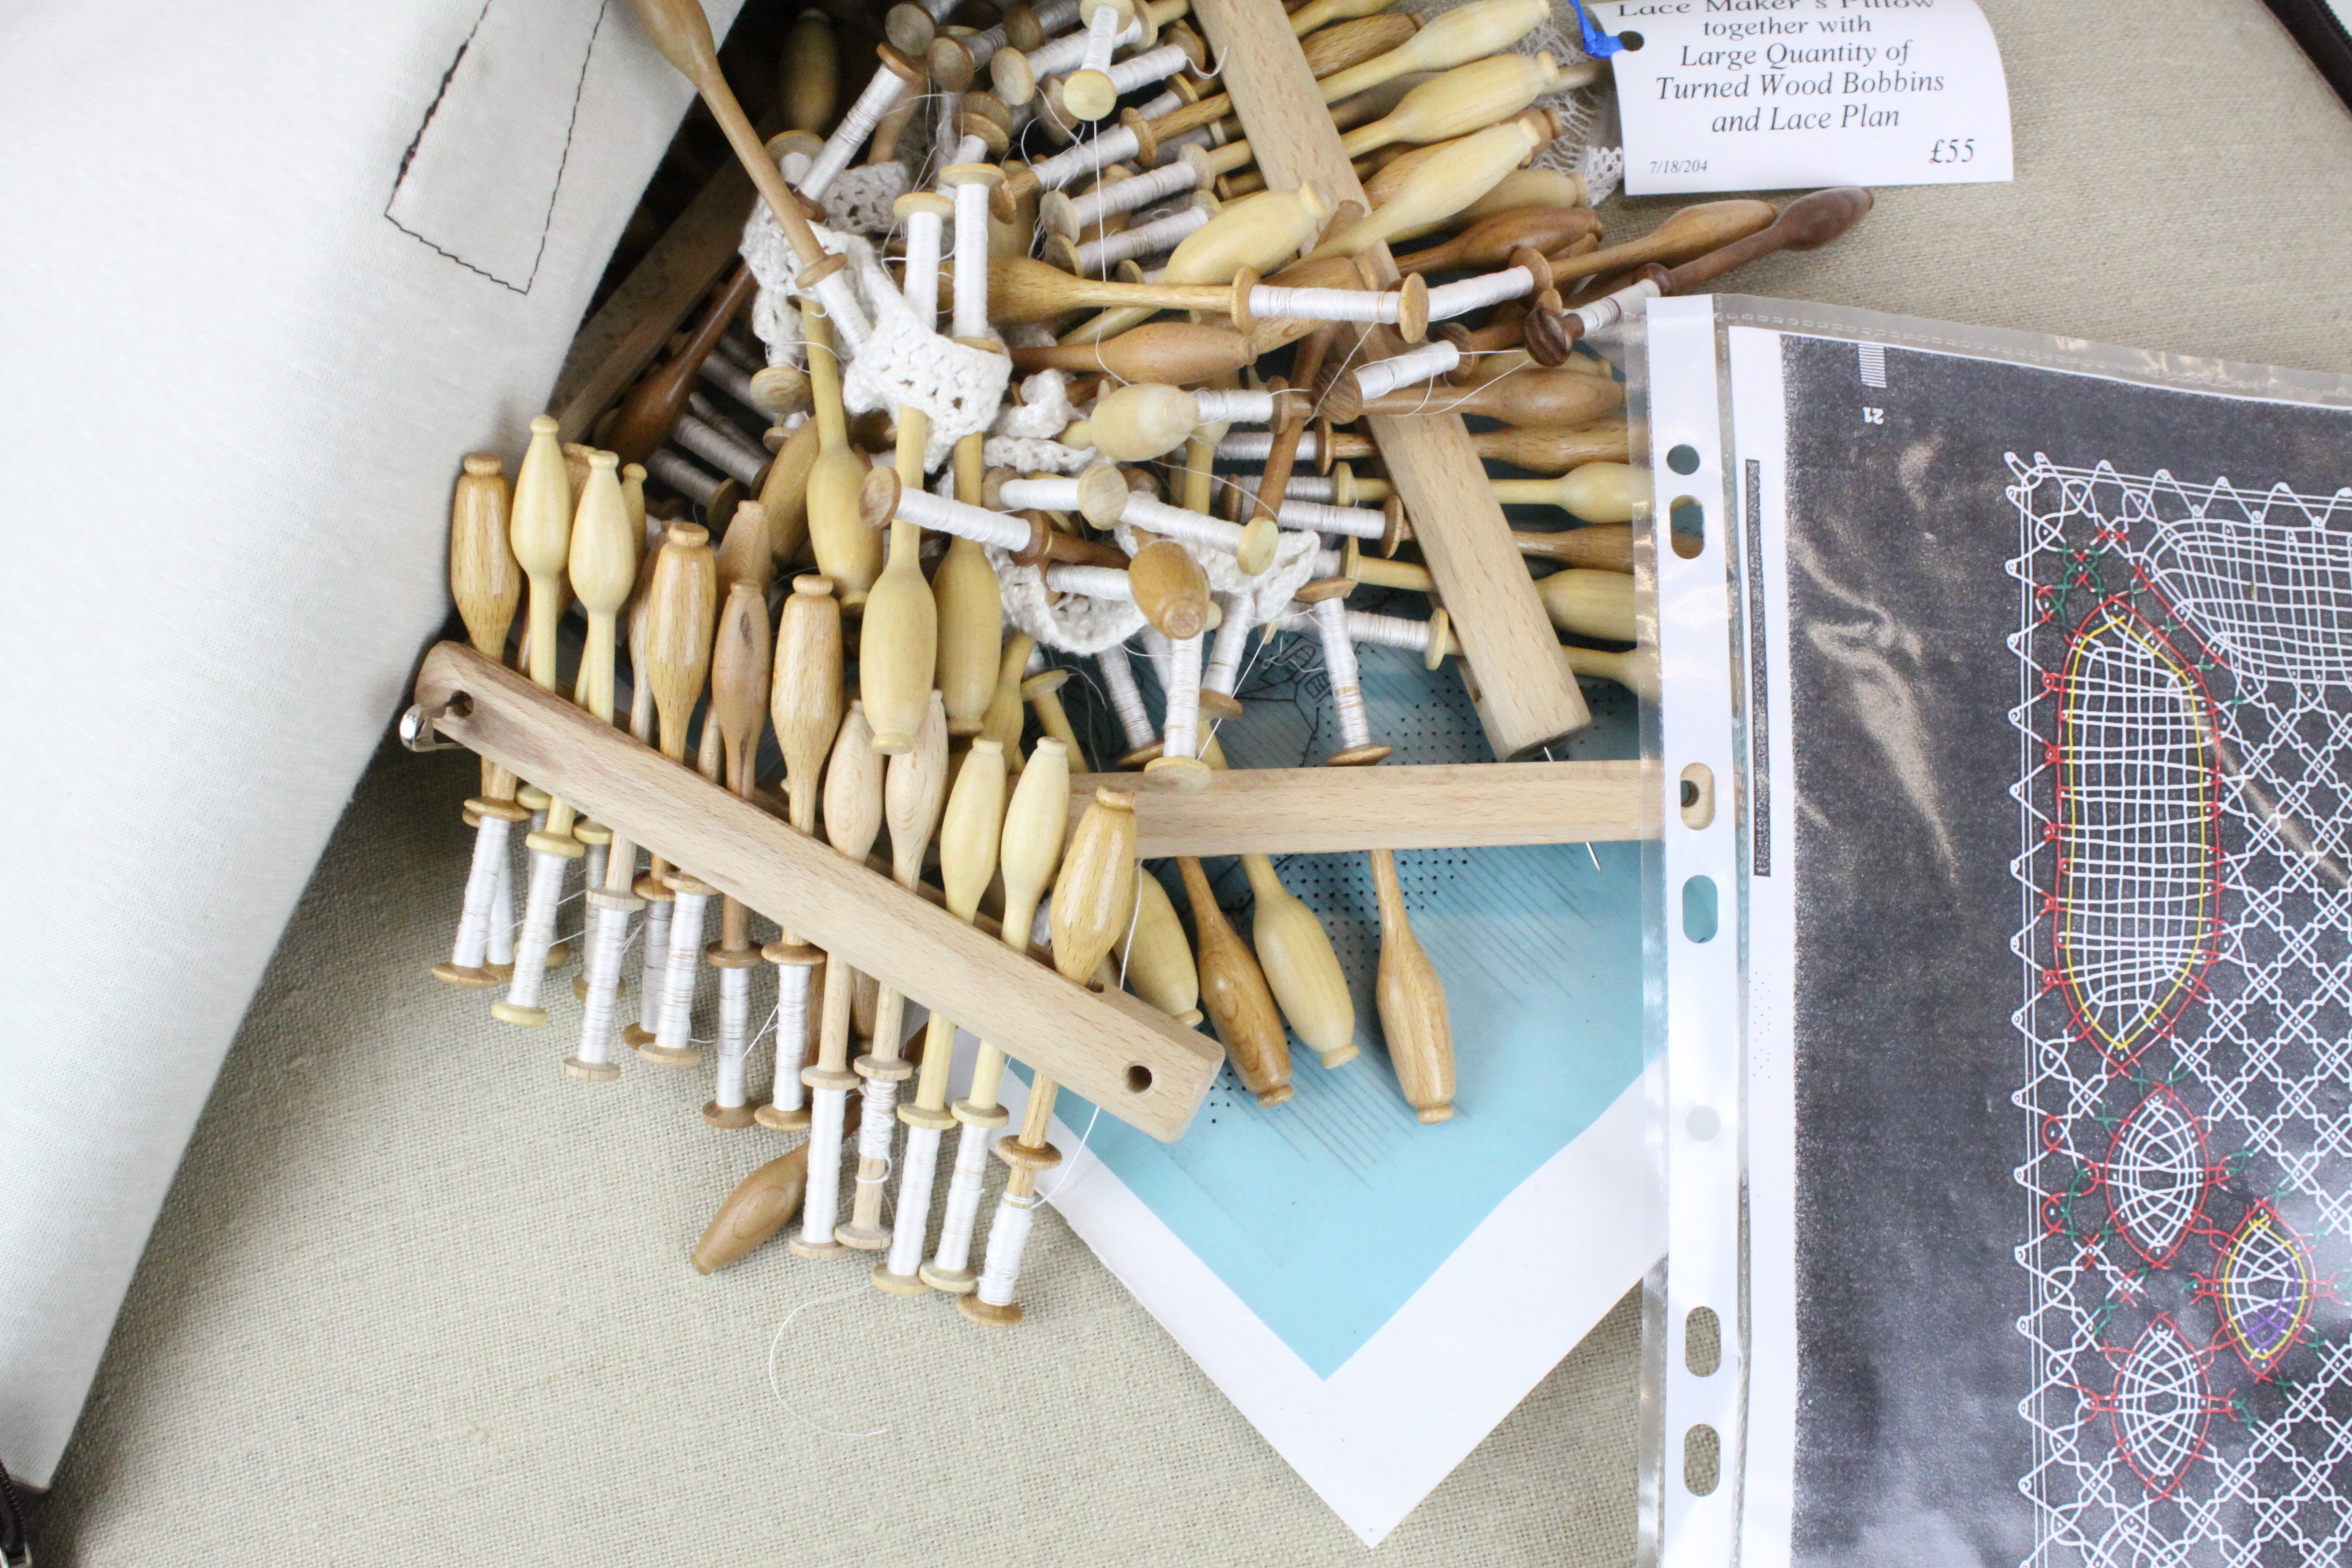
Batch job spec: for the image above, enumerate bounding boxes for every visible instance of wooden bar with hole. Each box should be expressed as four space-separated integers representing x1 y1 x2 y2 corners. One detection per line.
412 643 1225 1141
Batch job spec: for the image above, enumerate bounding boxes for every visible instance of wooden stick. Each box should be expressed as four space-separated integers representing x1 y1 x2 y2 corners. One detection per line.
1191 0 1589 758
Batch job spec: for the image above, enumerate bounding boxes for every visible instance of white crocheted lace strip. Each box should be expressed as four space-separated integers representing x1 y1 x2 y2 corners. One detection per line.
994 371 1078 441
821 162 911 237
742 206 1012 473
981 436 1099 473
990 546 1145 653
1107 520 1325 628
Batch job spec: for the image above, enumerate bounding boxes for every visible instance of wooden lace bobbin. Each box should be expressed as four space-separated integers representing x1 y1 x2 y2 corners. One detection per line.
675 406 773 489
756 575 845 1131
615 558 673 1047
1340 51 1588 164
631 522 720 1067
937 435 1005 738
979 631 1035 772
931 0 1080 93
859 417 939 757
1287 0 1397 36
1129 541 1213 788
1174 853 1292 1107
755 421 819 572
1020 663 1090 774
1008 321 1257 386
1121 7 1418 158
437 454 526 987
1037 145 1215 242
560 454 644 1080
492 418 583 1027
610 265 760 468
959 786 1139 1327
801 307 879 605
791 703 885 1259
886 0 962 58
839 694 950 1248
1308 0 1545 105
644 447 743 522
1196 591 1252 721
941 162 1008 348
779 8 839 135
1349 367 1625 430
925 737 1070 1293
1122 870 1201 1023
987 0 1112 103
1061 184 1332 345
1392 207 1603 278
1302 114 1547 267
877 736 1009 1293
1068 195 1217 275
986 463 1131 528
858 470 1129 572
692 1142 812 1274
1064 30 1199 122
698 578 775 1124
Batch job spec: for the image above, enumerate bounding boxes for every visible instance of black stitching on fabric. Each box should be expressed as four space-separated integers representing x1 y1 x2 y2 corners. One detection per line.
382 0 607 295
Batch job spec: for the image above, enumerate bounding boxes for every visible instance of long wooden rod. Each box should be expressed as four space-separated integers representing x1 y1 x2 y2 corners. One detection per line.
414 643 1222 1142
1065 761 1655 856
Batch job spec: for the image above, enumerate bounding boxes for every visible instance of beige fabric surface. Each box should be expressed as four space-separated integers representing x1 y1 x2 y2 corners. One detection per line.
34 1 2352 1562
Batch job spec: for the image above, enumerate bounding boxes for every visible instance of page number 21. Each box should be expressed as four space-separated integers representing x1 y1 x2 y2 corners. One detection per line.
1862 407 1885 425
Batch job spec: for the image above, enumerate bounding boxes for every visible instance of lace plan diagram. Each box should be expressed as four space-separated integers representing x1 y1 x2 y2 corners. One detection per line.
2009 457 2352 1564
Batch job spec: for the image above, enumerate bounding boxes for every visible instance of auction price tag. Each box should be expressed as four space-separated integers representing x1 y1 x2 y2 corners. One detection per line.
1600 0 2013 196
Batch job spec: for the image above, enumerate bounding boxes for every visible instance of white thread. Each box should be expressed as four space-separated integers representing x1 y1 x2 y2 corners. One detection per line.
1095 640 1156 749
646 446 724 508
1250 284 1396 327
1309 596 1372 748
1073 203 1209 272
449 815 511 970
487 837 516 968
1277 498 1384 540
948 176 994 342
1076 4 1121 75
1190 388 1275 425
975 1191 1040 1306
1161 630 1203 757
989 546 1144 653
698 350 763 410
1027 120 1140 192
1348 340 1461 403
581 841 608 904
899 206 945 329
637 898 671 1035
885 1124 945 1278
573 905 632 1066
764 1290 889 1438
1068 158 1197 230
1424 264 1539 323
929 1120 994 1278
769 964 813 1114
714 965 752 1106
1570 276 1665 340
1042 561 1131 601
893 486 1032 551
1346 606 1439 653
959 22 1010 73
1135 85 1183 121
656 890 710 1053
1235 471 1336 502
1119 493 1251 563
995 474 1087 512
857 1078 899 1166
939 133 988 176
801 66 912 200
686 392 771 467
504 849 570 1010
674 413 767 487
1215 430 1328 464
1203 591 1252 698
1097 40 1190 97
1020 13 1138 86
800 1085 853 1248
